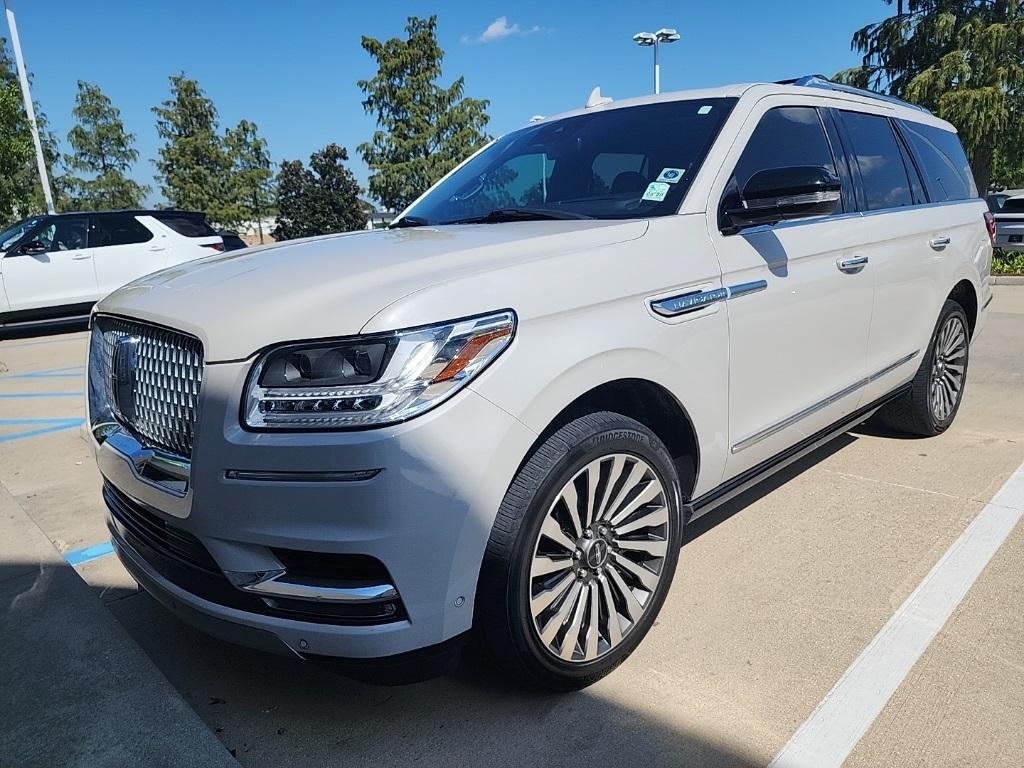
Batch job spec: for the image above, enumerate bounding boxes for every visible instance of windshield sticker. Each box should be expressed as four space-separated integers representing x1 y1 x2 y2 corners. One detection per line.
641 182 671 202
698 105 713 115
656 168 685 184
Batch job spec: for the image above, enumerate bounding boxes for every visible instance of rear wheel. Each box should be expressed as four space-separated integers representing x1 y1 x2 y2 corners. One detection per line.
475 411 683 690
876 299 970 436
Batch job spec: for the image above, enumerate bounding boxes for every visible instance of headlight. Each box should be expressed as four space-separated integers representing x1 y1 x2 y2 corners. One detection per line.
243 310 516 429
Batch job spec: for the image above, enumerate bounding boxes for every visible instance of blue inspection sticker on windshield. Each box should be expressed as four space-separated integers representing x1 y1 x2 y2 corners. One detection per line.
656 168 685 184
641 182 671 202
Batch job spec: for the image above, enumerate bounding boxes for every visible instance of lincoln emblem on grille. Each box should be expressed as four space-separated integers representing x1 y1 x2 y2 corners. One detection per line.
111 335 139 421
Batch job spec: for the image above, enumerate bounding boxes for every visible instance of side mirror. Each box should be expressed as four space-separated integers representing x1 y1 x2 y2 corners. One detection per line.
726 165 841 230
16 239 48 256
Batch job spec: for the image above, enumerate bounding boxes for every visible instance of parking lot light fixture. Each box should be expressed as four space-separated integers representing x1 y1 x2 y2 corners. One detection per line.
633 27 681 95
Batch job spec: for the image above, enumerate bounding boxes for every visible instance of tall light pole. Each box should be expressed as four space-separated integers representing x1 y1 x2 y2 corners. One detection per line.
632 28 681 95
3 0 55 214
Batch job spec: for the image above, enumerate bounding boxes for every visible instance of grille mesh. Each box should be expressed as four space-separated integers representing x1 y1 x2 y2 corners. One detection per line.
91 316 204 457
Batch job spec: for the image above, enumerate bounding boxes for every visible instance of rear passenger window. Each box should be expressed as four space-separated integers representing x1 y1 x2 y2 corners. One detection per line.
91 215 153 247
723 106 838 223
153 213 218 238
841 111 914 211
899 121 978 202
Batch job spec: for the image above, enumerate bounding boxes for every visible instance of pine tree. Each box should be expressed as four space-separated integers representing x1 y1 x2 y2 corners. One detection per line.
225 119 275 242
837 0 1024 192
275 144 365 240
152 74 232 223
357 16 490 211
61 81 147 210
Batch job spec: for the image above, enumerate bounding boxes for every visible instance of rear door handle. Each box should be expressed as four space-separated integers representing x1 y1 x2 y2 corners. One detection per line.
837 255 869 273
929 236 951 249
71 253 92 260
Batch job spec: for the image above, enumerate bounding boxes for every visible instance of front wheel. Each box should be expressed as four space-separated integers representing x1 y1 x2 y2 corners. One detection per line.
876 299 970 436
475 411 683 690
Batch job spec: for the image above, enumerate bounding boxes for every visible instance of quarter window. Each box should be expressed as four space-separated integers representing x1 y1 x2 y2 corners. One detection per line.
898 120 978 202
91 215 153 247
840 111 914 211
722 106 838 225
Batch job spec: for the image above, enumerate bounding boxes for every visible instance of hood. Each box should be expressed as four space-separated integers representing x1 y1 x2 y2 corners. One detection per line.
96 220 647 362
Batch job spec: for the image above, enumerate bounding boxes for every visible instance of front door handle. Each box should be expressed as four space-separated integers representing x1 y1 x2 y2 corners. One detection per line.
929 236 951 250
71 253 92 260
837 255 869 273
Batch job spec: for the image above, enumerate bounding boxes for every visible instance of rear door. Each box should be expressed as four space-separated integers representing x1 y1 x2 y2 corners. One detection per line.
1 216 98 312
708 100 875 480
90 213 167 298
839 112 982 404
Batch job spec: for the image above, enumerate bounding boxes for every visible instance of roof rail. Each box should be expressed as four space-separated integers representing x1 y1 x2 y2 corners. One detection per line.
777 74 931 114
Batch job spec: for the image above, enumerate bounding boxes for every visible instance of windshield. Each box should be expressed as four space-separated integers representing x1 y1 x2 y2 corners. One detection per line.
0 216 45 252
402 98 737 225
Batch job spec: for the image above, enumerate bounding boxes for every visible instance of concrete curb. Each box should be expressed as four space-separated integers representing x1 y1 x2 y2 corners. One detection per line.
992 275 1024 285
0 486 240 768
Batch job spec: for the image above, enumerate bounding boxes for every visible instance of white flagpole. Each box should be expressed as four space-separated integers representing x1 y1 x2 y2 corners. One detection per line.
4 1 55 214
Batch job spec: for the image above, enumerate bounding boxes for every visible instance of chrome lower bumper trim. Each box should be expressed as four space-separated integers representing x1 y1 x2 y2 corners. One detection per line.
235 571 400 604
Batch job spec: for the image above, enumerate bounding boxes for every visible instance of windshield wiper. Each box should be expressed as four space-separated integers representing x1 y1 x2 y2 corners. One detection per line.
388 216 432 229
444 208 592 224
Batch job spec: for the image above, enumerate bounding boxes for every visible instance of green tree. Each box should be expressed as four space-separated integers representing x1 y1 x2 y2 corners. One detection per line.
357 15 490 211
0 36 59 222
61 81 147 210
837 0 1024 192
0 82 34 224
152 74 232 223
225 119 275 242
274 143 365 240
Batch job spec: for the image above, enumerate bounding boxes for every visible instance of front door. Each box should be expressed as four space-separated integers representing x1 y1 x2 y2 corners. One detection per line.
1 216 98 313
707 101 875 481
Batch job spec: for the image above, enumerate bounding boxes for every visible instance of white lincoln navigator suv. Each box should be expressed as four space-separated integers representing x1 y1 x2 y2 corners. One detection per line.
88 77 992 689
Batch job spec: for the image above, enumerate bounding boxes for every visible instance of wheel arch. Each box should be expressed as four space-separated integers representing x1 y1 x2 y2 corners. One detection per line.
948 278 978 338
519 378 701 505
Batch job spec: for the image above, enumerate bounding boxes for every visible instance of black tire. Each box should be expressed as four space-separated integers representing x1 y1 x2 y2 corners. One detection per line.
475 411 683 691
875 299 970 437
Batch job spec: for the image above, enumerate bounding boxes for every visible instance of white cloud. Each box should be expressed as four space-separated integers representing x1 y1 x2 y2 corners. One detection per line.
463 16 548 44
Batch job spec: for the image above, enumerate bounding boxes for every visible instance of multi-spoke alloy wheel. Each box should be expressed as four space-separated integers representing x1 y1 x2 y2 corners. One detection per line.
529 454 670 663
476 411 682 690
929 315 967 422
875 299 970 437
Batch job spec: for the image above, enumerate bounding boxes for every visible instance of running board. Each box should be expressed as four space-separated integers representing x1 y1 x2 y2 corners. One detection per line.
684 384 911 522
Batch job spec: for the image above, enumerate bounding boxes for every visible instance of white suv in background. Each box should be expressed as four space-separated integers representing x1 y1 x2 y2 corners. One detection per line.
88 76 992 690
0 210 239 329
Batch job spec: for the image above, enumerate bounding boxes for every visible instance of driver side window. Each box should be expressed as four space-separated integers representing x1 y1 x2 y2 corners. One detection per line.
30 217 89 253
720 106 838 228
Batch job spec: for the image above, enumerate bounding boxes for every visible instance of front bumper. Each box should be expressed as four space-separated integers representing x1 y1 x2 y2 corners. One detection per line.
94 357 536 659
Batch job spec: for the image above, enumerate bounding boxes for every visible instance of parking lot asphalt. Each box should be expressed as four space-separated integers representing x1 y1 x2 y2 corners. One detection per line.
1 289 1022 768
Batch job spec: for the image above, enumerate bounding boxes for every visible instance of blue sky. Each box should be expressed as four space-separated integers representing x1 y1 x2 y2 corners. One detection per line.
6 0 890 206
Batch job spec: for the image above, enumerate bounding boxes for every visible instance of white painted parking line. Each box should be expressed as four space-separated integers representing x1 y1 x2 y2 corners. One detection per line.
770 461 1024 768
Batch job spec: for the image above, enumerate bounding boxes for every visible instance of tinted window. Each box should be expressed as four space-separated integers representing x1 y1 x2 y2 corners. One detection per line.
403 98 737 223
91 214 153 247
29 216 89 252
899 121 978 202
153 212 218 237
841 111 914 211
0 216 45 251
722 106 838 222
1002 197 1024 213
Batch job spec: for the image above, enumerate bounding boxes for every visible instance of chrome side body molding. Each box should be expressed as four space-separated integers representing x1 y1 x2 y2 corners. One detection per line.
651 280 768 317
731 350 920 453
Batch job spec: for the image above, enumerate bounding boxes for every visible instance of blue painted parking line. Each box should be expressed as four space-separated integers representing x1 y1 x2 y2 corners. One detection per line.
0 418 84 442
0 391 84 398
64 540 114 567
0 367 84 380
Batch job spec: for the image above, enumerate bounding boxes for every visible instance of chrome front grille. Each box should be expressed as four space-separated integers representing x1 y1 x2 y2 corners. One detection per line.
90 316 204 458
